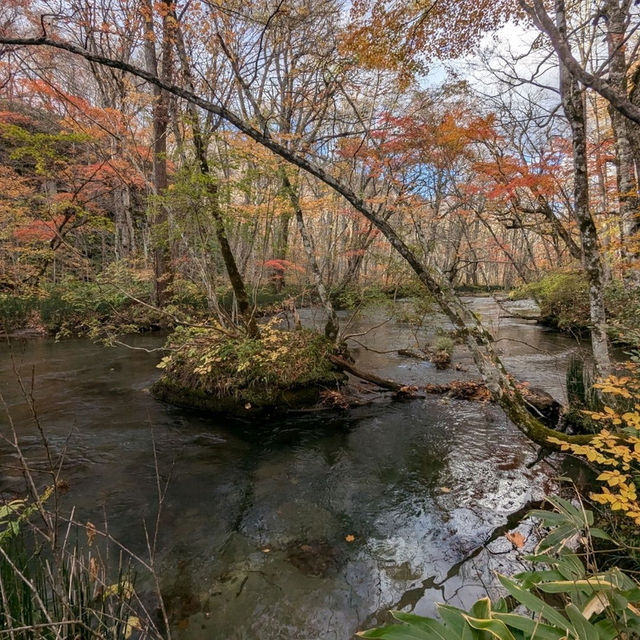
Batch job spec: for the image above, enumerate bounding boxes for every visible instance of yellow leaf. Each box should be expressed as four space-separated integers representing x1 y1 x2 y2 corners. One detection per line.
86 521 96 547
125 616 141 639
103 580 134 600
345 534 355 542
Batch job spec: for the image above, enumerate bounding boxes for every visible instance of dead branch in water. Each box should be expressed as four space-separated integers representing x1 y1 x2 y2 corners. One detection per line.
329 355 415 394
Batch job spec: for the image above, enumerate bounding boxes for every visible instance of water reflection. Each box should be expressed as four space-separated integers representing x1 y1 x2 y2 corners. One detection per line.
0 299 577 639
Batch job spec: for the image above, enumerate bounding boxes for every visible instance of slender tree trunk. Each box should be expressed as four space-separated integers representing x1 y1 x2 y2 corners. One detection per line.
557 0 611 378
605 0 640 278
113 185 135 258
207 182 259 336
475 212 532 285
271 210 292 292
142 0 172 305
332 223 376 300
173 18 258 337
279 166 339 341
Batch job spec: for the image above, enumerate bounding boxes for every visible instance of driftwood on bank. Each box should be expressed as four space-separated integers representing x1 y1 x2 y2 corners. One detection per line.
423 381 492 401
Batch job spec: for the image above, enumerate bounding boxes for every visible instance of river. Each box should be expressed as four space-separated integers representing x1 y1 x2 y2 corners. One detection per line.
0 296 590 639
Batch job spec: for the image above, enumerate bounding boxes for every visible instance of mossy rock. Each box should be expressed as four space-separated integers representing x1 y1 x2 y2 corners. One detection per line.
151 325 346 414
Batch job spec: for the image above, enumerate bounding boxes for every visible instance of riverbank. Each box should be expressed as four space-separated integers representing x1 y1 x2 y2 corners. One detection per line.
510 270 640 349
0 268 508 341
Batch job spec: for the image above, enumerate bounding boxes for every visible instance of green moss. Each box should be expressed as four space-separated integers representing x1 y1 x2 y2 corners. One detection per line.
152 325 346 413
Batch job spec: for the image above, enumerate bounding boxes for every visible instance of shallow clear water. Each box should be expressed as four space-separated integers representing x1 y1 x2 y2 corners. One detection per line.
0 298 587 639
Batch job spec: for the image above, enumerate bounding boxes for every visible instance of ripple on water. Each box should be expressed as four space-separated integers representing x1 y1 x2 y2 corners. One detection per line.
0 304 576 639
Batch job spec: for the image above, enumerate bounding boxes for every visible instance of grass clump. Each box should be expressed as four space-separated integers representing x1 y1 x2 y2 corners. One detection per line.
152 323 346 413
429 335 456 369
432 335 455 355
1 488 162 640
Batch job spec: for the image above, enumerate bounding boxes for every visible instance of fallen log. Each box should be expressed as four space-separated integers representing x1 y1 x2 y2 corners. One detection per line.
423 381 492 401
329 355 412 393
329 355 592 446
397 348 429 360
422 380 562 424
332 355 562 424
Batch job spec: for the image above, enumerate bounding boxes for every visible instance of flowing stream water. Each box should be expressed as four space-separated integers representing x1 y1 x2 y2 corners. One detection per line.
0 297 591 639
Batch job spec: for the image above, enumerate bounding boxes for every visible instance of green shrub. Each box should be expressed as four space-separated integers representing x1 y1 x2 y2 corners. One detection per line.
39 268 157 336
331 284 390 310
165 277 208 311
511 271 590 330
0 264 170 337
511 271 640 347
606 280 640 347
153 323 345 411
0 293 40 332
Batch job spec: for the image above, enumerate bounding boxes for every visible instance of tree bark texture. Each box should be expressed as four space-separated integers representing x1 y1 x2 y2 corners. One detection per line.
556 0 612 378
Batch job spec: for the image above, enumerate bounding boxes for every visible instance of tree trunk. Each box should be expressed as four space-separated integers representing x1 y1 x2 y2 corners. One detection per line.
332 223 376 301
113 185 135 258
271 210 292 292
556 0 611 378
604 0 640 278
142 0 172 305
173 17 259 337
280 166 339 341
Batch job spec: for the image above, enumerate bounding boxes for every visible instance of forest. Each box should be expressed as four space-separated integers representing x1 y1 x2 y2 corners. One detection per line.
1 0 640 638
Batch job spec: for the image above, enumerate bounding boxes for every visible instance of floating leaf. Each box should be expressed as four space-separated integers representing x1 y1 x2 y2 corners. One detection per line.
505 531 525 549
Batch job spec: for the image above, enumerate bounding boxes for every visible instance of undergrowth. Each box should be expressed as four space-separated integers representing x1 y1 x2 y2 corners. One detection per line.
511 270 640 347
153 323 344 409
0 265 210 338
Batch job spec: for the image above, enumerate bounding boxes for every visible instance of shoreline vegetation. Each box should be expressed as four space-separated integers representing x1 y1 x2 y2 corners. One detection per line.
509 270 640 350
2 267 639 420
2 0 640 634
3 267 638 349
